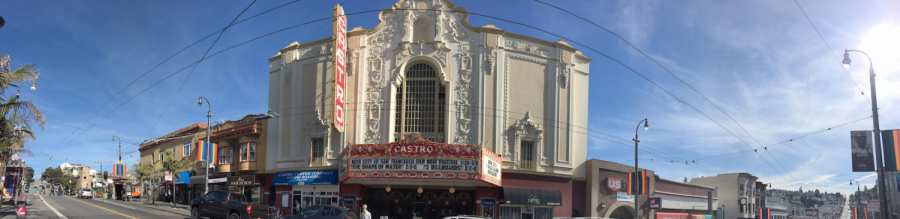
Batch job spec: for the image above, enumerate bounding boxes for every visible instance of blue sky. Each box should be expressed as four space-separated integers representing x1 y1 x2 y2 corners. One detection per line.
2 0 899 194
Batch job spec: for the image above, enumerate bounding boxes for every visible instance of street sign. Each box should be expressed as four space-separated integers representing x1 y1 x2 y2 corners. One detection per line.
649 197 661 209
607 177 622 191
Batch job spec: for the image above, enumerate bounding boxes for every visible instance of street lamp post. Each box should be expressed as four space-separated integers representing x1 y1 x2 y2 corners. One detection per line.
632 118 649 219
852 180 862 218
198 96 212 194
95 161 102 198
843 49 889 219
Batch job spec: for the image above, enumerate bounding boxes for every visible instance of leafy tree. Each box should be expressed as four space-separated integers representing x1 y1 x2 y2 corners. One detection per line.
132 163 156 204
0 54 43 206
24 167 33 180
158 150 192 208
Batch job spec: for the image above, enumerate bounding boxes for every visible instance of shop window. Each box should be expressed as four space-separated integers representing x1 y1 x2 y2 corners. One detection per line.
311 138 325 166
394 63 446 143
520 141 535 170
534 207 553 219
499 206 521 219
248 143 256 161
250 186 261 204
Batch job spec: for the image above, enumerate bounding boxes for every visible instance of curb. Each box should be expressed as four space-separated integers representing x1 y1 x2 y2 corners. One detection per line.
122 201 191 217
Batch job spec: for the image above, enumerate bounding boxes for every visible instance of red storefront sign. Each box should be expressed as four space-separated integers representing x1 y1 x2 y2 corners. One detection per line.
607 177 622 191
331 4 347 133
656 212 689 219
339 133 501 186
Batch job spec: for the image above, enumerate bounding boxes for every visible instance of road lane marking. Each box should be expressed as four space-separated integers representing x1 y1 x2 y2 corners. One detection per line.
39 195 68 219
94 199 136 209
66 196 138 219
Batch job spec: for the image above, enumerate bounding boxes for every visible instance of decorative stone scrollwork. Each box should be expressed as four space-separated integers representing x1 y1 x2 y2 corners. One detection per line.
348 49 359 76
453 44 475 144
510 111 543 169
486 48 497 75
445 12 469 42
505 40 549 57
560 65 571 88
433 43 450 67
306 110 332 158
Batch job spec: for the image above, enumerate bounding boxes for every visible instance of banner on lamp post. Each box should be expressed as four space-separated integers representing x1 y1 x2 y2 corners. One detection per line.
851 131 876 172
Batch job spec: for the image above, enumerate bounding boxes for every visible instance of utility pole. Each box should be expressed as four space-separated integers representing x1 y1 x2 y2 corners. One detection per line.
199 97 212 194
66 157 70 196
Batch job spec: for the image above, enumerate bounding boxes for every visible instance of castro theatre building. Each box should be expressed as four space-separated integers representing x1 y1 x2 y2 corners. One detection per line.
265 0 590 218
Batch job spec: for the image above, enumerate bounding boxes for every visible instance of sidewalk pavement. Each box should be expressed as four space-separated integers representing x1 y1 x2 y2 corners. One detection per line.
114 198 191 217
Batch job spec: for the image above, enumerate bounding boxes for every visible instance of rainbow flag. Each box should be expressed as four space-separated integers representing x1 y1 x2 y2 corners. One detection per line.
197 140 218 162
882 130 900 171
112 164 126 176
626 170 648 195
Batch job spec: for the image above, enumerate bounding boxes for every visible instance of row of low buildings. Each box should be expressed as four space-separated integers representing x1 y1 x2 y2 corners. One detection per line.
134 1 779 219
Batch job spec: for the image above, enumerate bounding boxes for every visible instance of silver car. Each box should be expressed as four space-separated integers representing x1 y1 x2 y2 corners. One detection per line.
78 188 93 199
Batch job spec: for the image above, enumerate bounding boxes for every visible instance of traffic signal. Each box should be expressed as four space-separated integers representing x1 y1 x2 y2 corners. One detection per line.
103 171 108 180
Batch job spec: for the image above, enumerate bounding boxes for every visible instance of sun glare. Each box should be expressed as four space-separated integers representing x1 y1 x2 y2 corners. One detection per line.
859 24 900 69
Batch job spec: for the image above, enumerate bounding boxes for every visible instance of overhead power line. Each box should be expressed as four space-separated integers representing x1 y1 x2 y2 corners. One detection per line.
792 0 871 104
144 0 258 139
52 0 305 155
532 0 807 188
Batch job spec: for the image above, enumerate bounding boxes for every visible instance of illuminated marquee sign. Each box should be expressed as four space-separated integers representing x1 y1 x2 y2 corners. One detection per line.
339 133 502 186
332 4 347 133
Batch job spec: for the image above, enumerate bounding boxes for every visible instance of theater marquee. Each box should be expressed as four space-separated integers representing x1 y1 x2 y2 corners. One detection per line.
339 133 502 186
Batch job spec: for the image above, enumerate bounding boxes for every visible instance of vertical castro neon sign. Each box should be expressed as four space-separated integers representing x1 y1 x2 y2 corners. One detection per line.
332 4 347 133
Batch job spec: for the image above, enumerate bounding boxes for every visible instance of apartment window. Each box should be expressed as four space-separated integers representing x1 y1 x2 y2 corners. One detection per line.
240 143 257 162
248 143 256 161
159 150 166 161
183 141 192 157
520 141 535 170
311 138 325 166
394 63 445 142
219 148 233 165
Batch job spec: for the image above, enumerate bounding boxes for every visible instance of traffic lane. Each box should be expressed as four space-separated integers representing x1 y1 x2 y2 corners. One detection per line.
41 195 188 219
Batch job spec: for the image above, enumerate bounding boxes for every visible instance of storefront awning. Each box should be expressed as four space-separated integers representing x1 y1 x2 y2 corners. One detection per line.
174 171 192 185
500 187 562 206
272 170 337 186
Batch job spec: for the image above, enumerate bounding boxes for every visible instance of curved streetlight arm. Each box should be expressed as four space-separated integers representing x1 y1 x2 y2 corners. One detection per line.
634 118 648 138
845 49 874 70
199 96 212 117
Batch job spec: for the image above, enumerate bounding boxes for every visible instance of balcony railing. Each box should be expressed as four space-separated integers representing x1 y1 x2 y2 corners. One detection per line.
519 160 536 171
310 156 326 167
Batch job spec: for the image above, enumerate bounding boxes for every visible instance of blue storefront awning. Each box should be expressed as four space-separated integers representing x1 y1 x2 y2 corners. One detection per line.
173 171 192 185
272 170 337 186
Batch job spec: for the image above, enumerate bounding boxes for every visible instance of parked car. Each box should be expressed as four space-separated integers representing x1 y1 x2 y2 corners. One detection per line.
283 205 357 219
190 190 268 219
78 188 93 199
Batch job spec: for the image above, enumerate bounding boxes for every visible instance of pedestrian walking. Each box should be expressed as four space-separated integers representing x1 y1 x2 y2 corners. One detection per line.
362 204 372 219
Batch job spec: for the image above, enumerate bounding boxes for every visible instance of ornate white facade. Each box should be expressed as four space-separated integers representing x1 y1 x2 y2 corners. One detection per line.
266 0 590 179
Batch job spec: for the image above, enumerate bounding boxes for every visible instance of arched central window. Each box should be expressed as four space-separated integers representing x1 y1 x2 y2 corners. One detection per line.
394 63 446 142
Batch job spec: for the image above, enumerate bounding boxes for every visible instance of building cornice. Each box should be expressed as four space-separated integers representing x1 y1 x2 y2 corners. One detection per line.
574 51 591 62
477 24 505 34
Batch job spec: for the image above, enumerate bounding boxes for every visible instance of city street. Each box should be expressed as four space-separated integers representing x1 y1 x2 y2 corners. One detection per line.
10 181 188 219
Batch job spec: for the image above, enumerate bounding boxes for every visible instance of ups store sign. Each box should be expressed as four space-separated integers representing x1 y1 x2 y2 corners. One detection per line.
227 175 264 186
